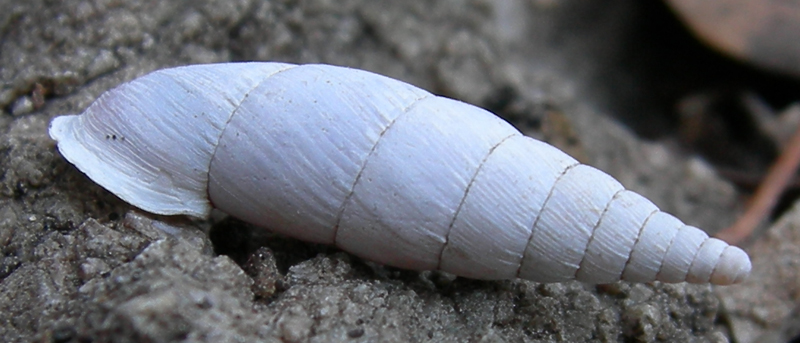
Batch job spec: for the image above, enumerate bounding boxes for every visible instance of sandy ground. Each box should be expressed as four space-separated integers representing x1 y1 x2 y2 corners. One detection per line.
0 0 789 342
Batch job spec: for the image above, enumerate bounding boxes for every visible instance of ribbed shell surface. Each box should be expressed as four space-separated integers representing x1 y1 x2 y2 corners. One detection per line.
49 62 752 285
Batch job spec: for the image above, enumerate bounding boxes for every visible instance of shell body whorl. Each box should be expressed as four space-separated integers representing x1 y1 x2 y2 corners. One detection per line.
49 62 751 285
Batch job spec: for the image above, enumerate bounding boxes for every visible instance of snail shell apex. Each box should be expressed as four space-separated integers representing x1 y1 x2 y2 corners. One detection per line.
49 62 751 285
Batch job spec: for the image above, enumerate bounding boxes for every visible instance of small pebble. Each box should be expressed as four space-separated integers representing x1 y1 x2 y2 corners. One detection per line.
11 96 34 116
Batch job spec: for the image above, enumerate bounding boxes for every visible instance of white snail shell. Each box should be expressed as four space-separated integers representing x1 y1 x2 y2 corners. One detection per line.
49 62 751 285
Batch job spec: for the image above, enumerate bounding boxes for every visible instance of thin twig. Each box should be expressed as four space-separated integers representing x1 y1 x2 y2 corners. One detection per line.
716 124 800 245
717 168 800 191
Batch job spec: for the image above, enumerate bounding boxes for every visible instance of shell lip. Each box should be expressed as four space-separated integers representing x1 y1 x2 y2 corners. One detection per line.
49 114 213 219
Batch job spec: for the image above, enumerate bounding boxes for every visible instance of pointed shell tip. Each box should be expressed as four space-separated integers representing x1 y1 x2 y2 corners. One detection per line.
709 245 751 285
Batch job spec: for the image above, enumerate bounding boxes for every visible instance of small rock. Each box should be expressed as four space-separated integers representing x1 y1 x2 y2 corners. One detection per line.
716 200 800 343
11 96 34 116
86 50 120 79
243 246 284 299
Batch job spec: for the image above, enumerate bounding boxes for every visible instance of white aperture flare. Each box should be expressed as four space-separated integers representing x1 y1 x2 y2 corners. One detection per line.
49 62 751 285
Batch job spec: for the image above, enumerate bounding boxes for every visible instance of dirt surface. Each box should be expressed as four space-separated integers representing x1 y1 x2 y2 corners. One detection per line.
716 201 800 343
0 0 784 342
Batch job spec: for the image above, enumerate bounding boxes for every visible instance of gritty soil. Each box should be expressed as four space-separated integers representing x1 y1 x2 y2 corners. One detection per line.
1 1 795 342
